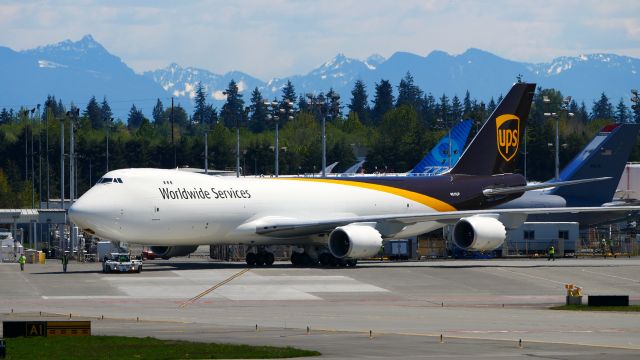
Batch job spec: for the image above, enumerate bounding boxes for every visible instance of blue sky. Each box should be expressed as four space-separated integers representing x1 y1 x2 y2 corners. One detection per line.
1 0 639 79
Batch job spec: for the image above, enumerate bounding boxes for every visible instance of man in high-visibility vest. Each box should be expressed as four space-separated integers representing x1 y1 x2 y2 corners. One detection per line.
547 246 555 261
18 254 26 271
62 252 69 273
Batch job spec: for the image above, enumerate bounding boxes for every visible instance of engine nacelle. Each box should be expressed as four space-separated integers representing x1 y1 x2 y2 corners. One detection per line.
149 245 198 259
328 223 383 259
452 216 506 251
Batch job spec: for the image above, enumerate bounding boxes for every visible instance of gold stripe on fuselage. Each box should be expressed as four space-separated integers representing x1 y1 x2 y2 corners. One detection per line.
274 177 457 212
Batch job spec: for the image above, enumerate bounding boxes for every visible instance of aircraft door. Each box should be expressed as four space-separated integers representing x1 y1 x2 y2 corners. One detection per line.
152 206 160 222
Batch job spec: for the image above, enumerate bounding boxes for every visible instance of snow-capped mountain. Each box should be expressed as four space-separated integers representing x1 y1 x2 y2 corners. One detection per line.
0 35 165 118
1 34 639 120
143 63 264 103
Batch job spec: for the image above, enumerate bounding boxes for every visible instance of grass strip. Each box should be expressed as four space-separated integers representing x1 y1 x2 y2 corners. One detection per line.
550 304 640 312
3 335 320 359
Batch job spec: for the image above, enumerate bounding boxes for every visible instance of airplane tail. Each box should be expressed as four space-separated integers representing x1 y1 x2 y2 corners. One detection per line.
549 123 640 206
449 82 536 176
409 119 473 175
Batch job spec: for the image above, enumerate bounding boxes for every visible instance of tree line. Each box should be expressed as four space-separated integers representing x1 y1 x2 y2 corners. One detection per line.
1 72 639 208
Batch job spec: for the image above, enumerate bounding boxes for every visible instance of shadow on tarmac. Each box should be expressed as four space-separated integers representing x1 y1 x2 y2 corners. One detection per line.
26 258 637 274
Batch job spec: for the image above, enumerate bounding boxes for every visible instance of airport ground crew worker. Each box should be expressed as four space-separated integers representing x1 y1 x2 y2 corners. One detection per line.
601 239 607 259
547 246 555 261
18 254 26 271
62 252 69 273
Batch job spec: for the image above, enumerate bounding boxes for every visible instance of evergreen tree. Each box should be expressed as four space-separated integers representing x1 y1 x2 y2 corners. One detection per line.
0 108 10 124
281 80 296 104
463 90 472 118
591 92 613 120
396 72 423 109
421 93 437 129
348 79 370 125
614 98 629 123
437 94 450 128
193 83 210 125
487 97 497 115
297 95 309 113
100 97 112 125
152 98 166 125
249 87 267 133
84 96 102 129
220 80 246 128
127 104 146 130
326 88 342 121
163 104 189 127
578 102 589 123
633 98 640 123
451 95 462 122
372 79 394 125
42 95 62 121
57 99 66 117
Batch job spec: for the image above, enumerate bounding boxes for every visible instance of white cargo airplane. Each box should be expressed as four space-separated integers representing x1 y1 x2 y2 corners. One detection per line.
69 83 635 266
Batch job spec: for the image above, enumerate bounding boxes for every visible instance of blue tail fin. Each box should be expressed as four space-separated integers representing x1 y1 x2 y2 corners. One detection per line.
550 123 640 206
409 119 473 175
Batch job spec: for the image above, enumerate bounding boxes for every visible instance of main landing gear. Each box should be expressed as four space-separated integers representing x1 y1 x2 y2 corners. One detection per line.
245 247 275 267
291 247 357 267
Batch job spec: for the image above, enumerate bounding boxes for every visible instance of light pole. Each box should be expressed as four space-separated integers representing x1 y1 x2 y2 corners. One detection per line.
265 101 293 177
66 108 79 204
543 95 573 180
204 130 209 174
60 118 64 210
307 93 335 177
46 106 50 209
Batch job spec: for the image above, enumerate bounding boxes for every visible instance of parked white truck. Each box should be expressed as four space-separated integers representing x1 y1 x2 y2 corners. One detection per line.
102 253 142 273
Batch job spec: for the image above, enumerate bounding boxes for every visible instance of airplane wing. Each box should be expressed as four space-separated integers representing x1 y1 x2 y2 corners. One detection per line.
254 206 640 238
482 177 611 196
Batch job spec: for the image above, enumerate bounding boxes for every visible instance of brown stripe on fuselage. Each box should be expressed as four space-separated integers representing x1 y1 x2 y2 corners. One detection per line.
274 174 526 211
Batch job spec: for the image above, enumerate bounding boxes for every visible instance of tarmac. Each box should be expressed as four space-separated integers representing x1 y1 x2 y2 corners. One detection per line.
1 257 640 359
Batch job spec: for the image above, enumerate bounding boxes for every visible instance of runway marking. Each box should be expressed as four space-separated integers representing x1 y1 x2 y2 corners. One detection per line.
179 268 250 308
494 267 566 286
580 269 640 284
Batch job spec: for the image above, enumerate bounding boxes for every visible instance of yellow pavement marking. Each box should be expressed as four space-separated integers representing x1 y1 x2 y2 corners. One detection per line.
179 268 251 308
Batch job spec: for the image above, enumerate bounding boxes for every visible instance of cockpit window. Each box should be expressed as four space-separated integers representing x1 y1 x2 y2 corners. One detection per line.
97 177 123 184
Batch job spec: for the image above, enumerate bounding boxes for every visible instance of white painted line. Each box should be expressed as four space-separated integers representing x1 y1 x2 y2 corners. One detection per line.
581 269 640 284
42 296 131 299
495 267 566 285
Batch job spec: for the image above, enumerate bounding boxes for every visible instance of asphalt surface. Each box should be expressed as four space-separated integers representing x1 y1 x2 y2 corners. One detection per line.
2 257 640 359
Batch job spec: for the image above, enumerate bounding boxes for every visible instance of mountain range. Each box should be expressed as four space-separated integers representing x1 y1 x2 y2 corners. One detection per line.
1 34 639 119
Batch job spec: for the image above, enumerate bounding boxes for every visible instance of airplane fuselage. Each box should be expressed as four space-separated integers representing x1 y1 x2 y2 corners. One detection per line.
70 168 525 246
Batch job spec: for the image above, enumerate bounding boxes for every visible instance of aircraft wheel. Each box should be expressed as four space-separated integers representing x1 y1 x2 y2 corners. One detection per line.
256 252 266 266
264 252 275 266
303 253 317 266
291 252 301 266
319 253 333 267
346 259 358 267
246 252 257 266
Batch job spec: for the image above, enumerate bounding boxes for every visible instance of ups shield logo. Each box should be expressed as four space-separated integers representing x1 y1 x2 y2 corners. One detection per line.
496 114 520 161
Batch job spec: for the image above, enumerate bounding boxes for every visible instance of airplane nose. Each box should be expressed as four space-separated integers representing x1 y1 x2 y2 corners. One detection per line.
69 194 101 231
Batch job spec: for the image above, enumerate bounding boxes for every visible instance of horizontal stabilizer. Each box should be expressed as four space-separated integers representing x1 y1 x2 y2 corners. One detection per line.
482 177 611 197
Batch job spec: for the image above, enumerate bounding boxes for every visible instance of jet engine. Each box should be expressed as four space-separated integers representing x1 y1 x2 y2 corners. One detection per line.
328 223 383 259
149 245 199 259
452 216 506 251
